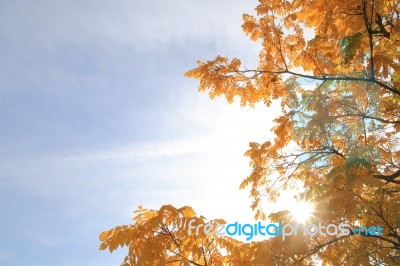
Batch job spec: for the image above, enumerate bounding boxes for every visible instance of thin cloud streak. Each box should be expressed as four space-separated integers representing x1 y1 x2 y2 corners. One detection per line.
1 136 216 173
1 99 278 174
56 136 214 164
0 250 17 262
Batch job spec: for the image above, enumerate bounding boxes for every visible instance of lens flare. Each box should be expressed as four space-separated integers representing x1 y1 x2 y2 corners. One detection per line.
288 200 314 224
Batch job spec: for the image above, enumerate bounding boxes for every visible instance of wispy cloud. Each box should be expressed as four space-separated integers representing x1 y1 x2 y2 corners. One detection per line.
23 230 64 247
1 0 258 51
1 98 278 174
0 250 17 262
52 136 213 165
0 136 215 174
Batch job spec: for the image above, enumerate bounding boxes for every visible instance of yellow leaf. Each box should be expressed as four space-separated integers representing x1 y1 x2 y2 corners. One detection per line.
99 241 108 250
99 231 109 241
179 206 196 217
214 219 227 224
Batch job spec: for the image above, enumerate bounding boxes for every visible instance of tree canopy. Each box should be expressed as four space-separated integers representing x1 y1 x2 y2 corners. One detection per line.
100 0 400 264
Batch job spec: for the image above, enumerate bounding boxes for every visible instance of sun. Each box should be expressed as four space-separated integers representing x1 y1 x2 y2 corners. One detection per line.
288 200 314 224
270 189 315 224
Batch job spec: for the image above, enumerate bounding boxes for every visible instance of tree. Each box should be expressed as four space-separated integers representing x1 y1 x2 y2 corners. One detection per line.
100 0 400 264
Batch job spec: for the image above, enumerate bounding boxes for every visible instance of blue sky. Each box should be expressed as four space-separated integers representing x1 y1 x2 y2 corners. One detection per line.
0 0 282 265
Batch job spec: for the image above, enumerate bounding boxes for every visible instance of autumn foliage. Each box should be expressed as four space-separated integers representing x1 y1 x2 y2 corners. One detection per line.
100 0 400 265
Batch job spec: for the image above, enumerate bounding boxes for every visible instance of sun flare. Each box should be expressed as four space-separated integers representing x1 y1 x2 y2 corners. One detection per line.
288 200 314 224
